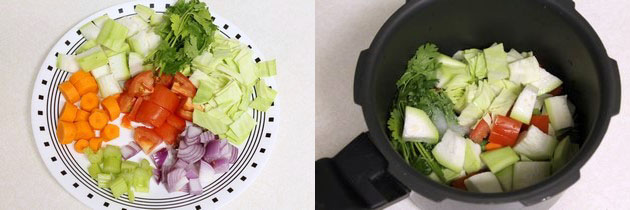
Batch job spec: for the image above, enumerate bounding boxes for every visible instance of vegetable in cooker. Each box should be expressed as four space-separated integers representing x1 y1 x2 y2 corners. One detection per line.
388 43 579 192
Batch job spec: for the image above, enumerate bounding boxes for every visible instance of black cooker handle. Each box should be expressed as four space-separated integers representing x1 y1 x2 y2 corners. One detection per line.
552 0 575 8
353 50 370 105
316 133 410 209
607 58 621 116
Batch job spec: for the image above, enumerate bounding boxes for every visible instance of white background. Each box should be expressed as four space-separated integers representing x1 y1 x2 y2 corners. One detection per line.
0 0 314 209
316 0 630 209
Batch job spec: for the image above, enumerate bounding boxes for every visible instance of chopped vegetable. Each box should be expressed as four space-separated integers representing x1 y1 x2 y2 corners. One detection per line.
57 54 80 73
488 116 522 146
133 126 162 154
90 65 111 78
76 46 109 71
74 75 99 96
513 161 550 190
480 147 519 173
96 74 123 98
464 172 503 193
75 109 90 122
74 121 95 140
544 95 574 131
529 115 550 134
432 130 466 173
57 121 77 144
508 56 540 85
531 68 562 95
463 139 484 174
101 95 121 120
60 103 78 122
108 53 131 81
510 85 538 124
88 110 108 130
96 19 129 52
551 136 579 172
74 139 89 153
80 92 99 111
513 126 558 160
402 106 439 143
102 124 120 141
495 164 514 192
484 142 503 151
484 43 509 82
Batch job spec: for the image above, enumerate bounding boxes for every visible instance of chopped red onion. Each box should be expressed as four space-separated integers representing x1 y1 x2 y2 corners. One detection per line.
185 163 199 179
228 146 238 164
211 158 230 174
203 139 227 162
178 143 204 163
151 148 169 170
186 125 203 138
199 160 215 185
179 183 190 193
174 159 189 169
167 168 189 193
189 178 202 195
185 135 200 145
199 131 217 144
121 141 141 160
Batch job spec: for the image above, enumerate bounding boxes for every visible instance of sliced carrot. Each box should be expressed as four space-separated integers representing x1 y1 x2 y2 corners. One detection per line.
102 124 120 141
57 121 76 144
80 92 99 111
59 103 78 122
88 110 109 130
75 121 94 140
101 95 121 120
89 137 102 152
74 139 89 153
121 115 132 129
69 71 90 86
75 76 98 96
75 109 90 122
59 81 80 103
485 143 504 151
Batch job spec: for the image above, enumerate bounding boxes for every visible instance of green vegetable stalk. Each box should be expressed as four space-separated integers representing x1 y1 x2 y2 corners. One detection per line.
387 43 459 182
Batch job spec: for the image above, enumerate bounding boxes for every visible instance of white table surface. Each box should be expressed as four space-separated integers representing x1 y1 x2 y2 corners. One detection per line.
316 0 630 209
0 0 314 209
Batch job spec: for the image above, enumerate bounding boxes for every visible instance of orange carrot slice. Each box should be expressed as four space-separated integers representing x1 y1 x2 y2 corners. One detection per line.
57 121 76 144
80 92 99 111
75 109 90 122
59 81 80 103
59 103 78 122
101 95 121 121
69 71 90 86
89 137 102 152
74 139 89 153
102 124 120 141
485 143 504 151
88 110 108 130
74 121 94 140
75 76 98 96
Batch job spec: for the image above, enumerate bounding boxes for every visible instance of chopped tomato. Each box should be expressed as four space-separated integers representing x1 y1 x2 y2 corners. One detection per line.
128 98 144 121
470 120 490 143
171 72 196 98
550 86 563 96
154 123 180 145
133 126 162 153
166 114 186 131
123 78 132 91
179 97 194 111
530 115 550 134
135 100 171 128
156 74 174 88
121 115 132 129
149 85 180 112
128 71 155 97
118 93 137 113
488 115 522 146
177 109 193 121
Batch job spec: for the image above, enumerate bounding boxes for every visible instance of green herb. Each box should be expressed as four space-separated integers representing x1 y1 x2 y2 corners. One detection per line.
387 43 459 182
147 0 217 75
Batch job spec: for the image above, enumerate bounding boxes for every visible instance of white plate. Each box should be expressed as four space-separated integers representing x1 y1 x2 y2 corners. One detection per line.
30 1 279 209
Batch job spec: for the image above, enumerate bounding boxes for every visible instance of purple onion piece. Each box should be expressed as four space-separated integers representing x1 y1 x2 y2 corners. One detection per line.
121 141 141 160
185 163 199 179
199 131 216 144
174 159 189 169
199 160 215 184
186 125 204 139
203 139 228 162
178 143 204 163
179 183 190 193
185 135 200 145
151 148 169 170
153 168 161 183
211 158 230 174
189 178 202 195
228 146 238 164
167 168 189 193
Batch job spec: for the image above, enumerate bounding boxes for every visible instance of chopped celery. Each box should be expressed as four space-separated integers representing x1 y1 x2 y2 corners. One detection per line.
96 74 122 98
92 15 112 28
108 53 130 81
134 4 155 22
133 168 151 193
103 157 122 174
56 54 80 73
495 165 514 192
76 46 108 71
121 160 139 172
109 177 128 198
256 60 277 77
88 149 104 164
79 22 100 40
97 173 112 188
96 19 129 52
139 159 151 170
484 43 510 81
76 40 98 54
127 186 135 202
480 147 519 173
88 164 102 179
90 65 111 79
